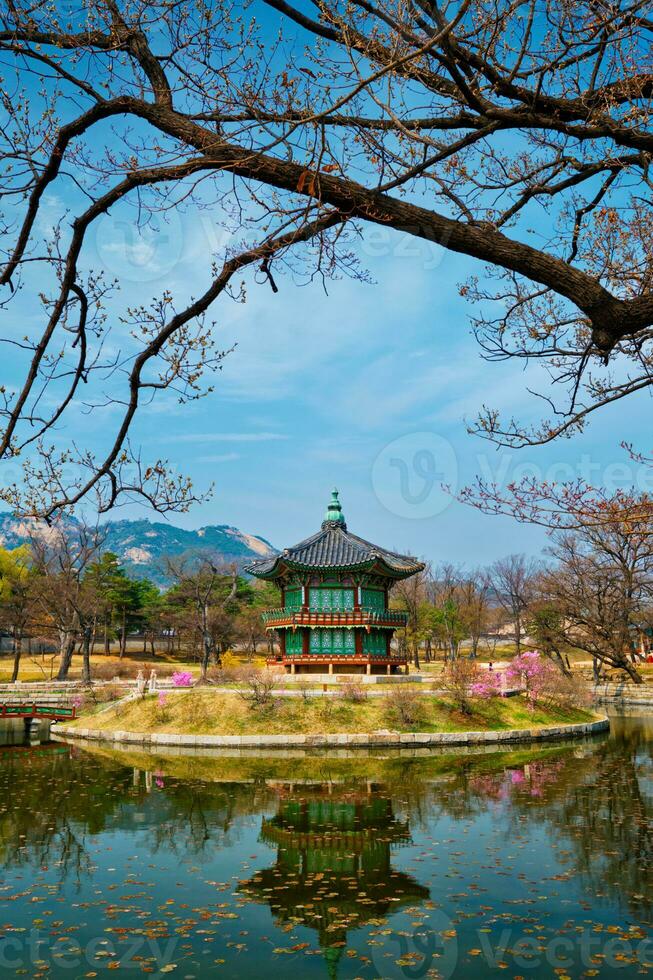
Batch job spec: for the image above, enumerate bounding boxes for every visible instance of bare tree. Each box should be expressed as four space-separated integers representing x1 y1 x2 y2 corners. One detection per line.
28 522 105 681
489 554 539 655
457 569 491 658
164 557 238 681
393 565 431 669
2 2 653 516
539 516 653 684
428 562 469 662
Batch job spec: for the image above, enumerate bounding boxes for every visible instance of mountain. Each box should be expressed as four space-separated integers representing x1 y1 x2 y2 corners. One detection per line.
0 513 277 586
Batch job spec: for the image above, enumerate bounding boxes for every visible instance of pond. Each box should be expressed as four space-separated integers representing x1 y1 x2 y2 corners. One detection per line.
0 714 651 979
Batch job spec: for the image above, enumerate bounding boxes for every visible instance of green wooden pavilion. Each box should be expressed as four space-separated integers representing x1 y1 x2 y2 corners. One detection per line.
246 490 424 674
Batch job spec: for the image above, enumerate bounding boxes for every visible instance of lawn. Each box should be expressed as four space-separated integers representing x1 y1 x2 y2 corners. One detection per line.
68 690 597 737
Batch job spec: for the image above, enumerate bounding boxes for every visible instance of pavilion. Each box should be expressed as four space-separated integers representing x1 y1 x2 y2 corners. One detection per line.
246 490 424 674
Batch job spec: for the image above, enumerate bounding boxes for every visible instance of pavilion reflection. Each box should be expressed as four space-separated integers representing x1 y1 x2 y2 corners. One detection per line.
240 780 429 978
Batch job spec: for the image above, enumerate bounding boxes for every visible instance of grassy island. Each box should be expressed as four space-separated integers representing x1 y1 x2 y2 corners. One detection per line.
68 690 598 738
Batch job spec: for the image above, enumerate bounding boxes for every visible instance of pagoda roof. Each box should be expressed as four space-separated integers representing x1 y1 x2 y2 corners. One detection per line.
246 490 424 581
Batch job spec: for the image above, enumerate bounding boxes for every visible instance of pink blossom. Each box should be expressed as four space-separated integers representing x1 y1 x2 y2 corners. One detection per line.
469 672 505 699
171 671 194 688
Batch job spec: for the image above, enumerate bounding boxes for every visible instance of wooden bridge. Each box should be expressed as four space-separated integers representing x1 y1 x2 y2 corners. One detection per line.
0 701 77 722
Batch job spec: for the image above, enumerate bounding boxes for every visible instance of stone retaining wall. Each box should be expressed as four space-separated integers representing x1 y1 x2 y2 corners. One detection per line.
595 683 653 707
55 717 609 749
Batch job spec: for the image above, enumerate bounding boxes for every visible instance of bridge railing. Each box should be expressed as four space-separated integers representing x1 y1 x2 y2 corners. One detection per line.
0 702 77 720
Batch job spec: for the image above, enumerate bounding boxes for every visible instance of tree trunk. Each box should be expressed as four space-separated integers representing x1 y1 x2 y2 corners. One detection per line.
200 631 214 683
104 618 111 656
57 632 76 681
119 608 127 659
621 657 644 684
514 614 522 655
81 626 93 686
10 630 22 684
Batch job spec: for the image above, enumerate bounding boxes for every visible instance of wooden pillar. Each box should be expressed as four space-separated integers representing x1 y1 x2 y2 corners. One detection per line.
366 662 371 675
355 632 363 659
386 663 391 675
290 662 296 675
328 662 334 675
302 630 310 656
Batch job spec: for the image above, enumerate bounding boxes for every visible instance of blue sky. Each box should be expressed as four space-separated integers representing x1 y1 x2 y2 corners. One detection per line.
77 203 653 567
2 5 652 569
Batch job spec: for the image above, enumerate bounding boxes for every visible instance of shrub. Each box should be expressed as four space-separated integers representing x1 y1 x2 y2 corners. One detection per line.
171 670 194 688
237 668 283 708
442 658 482 715
156 691 170 721
339 677 367 703
205 662 240 684
506 650 590 710
220 650 240 671
469 672 505 699
384 687 424 727
82 683 124 709
295 677 314 703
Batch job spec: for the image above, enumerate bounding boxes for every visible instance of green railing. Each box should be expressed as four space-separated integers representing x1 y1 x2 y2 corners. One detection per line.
0 702 77 720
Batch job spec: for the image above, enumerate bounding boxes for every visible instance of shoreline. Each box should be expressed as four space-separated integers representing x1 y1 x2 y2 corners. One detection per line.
55 716 609 749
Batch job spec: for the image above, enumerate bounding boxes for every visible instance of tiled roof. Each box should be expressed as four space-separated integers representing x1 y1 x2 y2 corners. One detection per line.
246 520 424 580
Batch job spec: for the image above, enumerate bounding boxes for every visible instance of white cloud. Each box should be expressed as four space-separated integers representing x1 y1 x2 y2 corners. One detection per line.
166 432 288 443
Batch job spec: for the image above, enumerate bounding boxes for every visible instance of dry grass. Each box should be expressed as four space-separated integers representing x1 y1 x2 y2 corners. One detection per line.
0 650 262 683
68 690 597 737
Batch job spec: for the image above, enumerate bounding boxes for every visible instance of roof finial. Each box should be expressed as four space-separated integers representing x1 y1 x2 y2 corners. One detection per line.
323 487 346 528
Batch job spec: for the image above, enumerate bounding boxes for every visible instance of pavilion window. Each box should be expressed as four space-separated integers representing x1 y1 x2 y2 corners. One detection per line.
285 630 304 655
309 588 354 613
362 630 387 656
361 588 386 613
284 588 303 610
309 628 356 655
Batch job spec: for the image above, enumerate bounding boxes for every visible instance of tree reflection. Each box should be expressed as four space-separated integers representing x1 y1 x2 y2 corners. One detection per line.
1 718 652 933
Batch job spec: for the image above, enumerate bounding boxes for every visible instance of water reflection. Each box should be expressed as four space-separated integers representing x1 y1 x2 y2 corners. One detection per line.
241 781 428 977
0 716 651 978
